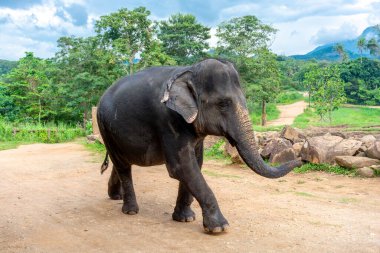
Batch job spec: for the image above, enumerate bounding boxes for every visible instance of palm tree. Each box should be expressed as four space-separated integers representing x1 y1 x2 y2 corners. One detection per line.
357 37 366 64
334 43 348 62
366 38 380 57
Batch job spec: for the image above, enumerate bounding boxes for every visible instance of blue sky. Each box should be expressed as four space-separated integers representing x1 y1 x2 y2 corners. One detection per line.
0 0 379 60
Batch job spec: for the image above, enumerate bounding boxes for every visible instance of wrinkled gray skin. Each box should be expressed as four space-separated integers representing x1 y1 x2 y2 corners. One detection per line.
97 59 302 233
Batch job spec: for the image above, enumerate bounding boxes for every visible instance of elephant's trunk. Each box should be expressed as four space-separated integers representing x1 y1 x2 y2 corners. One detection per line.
231 105 302 179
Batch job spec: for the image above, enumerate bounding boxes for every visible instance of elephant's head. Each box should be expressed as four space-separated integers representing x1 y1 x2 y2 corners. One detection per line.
161 59 302 178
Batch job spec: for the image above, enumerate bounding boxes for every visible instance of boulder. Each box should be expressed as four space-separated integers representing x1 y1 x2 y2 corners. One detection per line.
356 167 375 178
269 148 297 164
354 151 367 157
300 134 343 164
224 143 243 164
366 141 380 160
261 138 292 159
370 165 380 172
335 156 380 169
86 134 104 144
360 135 376 148
255 131 279 147
280 126 305 144
292 142 304 157
331 139 362 157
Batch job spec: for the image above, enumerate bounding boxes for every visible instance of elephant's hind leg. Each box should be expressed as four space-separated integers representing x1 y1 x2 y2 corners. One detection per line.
114 164 139 215
172 183 196 222
108 166 122 200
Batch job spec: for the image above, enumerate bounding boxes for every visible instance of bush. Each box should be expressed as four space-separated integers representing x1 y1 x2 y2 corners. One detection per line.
0 119 84 143
276 91 304 104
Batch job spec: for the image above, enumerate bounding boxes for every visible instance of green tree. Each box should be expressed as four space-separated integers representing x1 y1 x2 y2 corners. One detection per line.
305 65 346 122
366 38 380 56
357 37 366 64
137 40 177 68
95 7 152 75
156 13 210 65
240 49 281 126
3 52 53 123
334 43 348 62
216 15 277 60
53 36 123 125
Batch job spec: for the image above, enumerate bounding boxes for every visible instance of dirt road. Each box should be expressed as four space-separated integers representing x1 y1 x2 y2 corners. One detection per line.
1 142 379 252
267 101 308 126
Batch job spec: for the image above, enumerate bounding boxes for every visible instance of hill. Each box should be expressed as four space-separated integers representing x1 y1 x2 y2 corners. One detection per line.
291 25 380 61
0 59 18 75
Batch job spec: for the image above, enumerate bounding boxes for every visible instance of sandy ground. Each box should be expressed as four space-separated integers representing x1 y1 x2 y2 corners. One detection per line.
267 101 308 126
1 142 380 253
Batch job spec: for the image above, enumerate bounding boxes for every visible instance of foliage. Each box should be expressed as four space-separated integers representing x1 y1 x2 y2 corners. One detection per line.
340 58 380 105
1 52 54 123
366 38 380 56
334 43 348 62
0 59 18 75
304 64 346 122
276 91 304 104
0 119 84 144
53 36 124 125
95 7 152 75
204 139 227 160
216 15 277 58
156 13 210 65
137 40 177 68
294 163 355 176
248 101 280 125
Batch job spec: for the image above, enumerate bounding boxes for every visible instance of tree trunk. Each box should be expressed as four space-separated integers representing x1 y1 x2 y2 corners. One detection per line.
261 100 267 126
38 98 41 125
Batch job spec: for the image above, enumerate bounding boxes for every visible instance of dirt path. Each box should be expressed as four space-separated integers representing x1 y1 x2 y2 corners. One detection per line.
267 100 308 126
1 143 379 252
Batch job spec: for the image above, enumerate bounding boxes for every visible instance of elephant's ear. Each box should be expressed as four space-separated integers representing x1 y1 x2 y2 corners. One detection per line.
161 70 198 123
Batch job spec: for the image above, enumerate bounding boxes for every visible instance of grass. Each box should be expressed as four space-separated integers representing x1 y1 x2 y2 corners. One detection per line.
247 101 280 126
82 140 106 154
294 191 314 197
276 91 304 105
293 106 380 129
204 139 228 160
294 163 356 176
0 140 33 151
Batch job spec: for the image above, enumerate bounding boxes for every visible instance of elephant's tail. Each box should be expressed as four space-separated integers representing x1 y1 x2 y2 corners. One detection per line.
100 152 109 174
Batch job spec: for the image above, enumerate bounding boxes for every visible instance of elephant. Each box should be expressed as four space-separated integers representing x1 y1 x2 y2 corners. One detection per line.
97 59 302 233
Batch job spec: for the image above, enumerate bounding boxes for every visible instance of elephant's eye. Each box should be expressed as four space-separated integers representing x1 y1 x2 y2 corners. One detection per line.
217 99 231 110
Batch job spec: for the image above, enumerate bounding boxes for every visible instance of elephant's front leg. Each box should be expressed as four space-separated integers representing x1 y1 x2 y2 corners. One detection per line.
172 141 203 223
166 142 229 233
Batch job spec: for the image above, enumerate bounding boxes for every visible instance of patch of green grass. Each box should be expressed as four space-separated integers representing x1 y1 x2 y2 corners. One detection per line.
0 141 33 151
294 163 356 176
297 180 306 184
247 101 280 126
276 91 304 105
203 169 241 179
82 140 106 154
204 139 228 160
294 191 314 197
0 119 84 143
293 106 380 129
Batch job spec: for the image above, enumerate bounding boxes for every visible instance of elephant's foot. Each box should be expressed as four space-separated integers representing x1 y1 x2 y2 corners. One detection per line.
203 211 229 233
108 187 122 200
172 206 195 222
122 202 139 215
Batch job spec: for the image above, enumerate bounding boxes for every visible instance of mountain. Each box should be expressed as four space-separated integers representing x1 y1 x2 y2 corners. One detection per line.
291 25 380 61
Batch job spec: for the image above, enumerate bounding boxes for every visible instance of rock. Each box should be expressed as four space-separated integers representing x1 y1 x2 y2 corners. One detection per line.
354 151 367 157
356 167 375 178
292 142 304 157
332 139 362 157
300 134 343 164
360 135 376 148
370 165 380 172
86 134 104 144
269 148 297 164
261 138 292 159
366 141 380 160
280 126 305 144
335 156 380 169
224 143 243 164
255 131 279 147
